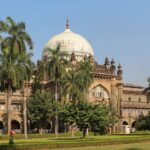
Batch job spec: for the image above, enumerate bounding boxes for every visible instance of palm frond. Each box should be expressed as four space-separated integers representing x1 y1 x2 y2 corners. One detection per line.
6 16 16 27
0 21 9 33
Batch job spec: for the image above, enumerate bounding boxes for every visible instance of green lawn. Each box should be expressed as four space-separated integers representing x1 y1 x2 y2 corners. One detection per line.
1 134 150 149
52 142 150 150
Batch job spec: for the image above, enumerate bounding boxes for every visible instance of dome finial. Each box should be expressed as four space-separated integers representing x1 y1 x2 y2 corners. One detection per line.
66 17 69 29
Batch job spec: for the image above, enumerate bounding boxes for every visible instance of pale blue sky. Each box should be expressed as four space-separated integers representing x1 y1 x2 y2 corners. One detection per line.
0 0 150 86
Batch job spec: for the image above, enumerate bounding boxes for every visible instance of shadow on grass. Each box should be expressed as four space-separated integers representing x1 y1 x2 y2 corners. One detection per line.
48 136 100 141
49 137 83 141
0 144 17 150
125 148 143 150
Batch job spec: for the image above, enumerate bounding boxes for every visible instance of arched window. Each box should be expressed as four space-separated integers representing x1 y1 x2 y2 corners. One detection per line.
0 121 3 129
123 121 128 125
91 85 109 99
11 120 20 130
132 121 136 128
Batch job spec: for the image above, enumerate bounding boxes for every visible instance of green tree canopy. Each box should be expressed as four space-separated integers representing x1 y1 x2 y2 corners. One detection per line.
62 57 93 103
28 89 61 131
60 101 112 138
135 112 150 130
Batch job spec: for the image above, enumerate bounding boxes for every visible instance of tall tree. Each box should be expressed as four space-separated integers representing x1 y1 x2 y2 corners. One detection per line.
0 16 33 54
0 16 33 134
135 112 150 130
61 57 93 135
62 68 82 103
28 89 61 132
78 57 93 99
62 57 93 103
46 45 66 136
19 52 34 139
144 77 150 101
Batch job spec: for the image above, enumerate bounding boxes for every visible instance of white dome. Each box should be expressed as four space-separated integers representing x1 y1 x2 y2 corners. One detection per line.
43 28 94 60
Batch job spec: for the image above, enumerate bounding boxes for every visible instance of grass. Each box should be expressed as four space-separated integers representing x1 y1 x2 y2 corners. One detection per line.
0 132 81 140
1 133 150 149
52 142 150 150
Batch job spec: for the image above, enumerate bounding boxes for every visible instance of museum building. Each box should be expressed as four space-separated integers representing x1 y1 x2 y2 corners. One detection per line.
0 19 149 133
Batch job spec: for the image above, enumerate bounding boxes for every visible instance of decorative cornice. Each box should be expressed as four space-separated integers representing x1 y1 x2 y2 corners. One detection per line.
123 90 143 95
121 101 150 109
123 84 144 89
91 72 115 79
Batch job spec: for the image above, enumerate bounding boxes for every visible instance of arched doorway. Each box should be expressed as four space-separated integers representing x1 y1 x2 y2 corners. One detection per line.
0 121 3 129
132 121 136 128
11 120 20 130
123 121 128 125
131 121 136 133
122 121 130 134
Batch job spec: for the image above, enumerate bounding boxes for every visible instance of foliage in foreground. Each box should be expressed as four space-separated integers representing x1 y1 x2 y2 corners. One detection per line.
135 111 150 130
60 101 116 137
28 88 61 131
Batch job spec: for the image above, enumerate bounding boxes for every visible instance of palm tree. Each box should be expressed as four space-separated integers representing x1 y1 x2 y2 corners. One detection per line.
46 45 66 137
78 57 94 100
0 16 33 54
61 57 93 136
37 58 48 82
77 58 93 136
0 51 21 134
0 16 33 134
62 68 82 103
62 56 93 102
62 57 93 103
18 52 34 139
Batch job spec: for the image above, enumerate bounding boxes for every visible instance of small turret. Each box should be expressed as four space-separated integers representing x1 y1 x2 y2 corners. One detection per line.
104 57 110 69
117 63 123 80
110 58 116 74
66 17 69 29
111 58 115 65
104 57 109 65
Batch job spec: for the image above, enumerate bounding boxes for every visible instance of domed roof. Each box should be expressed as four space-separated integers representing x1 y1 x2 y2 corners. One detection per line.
42 19 94 59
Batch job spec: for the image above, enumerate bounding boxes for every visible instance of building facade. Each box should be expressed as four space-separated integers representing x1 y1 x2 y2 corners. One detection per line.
0 20 149 133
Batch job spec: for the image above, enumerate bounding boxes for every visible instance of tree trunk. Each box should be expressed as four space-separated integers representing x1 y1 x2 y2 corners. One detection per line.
83 128 87 138
23 84 28 139
55 83 58 137
86 128 89 136
109 127 112 134
7 84 12 134
71 124 74 137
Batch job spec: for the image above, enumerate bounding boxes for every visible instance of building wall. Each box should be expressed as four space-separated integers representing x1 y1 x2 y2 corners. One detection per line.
0 92 22 133
0 67 149 133
120 85 150 129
